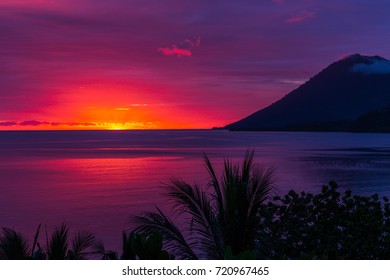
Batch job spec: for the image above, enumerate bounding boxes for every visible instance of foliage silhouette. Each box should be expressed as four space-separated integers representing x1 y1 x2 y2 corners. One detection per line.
131 149 275 259
93 232 173 260
0 228 30 260
122 232 173 260
260 182 390 259
45 223 95 260
0 223 96 260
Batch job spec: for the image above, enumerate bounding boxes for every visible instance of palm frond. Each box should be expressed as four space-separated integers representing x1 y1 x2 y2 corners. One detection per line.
218 149 274 255
131 149 276 259
247 165 275 219
164 178 224 259
92 239 118 260
130 207 197 259
0 228 30 260
46 223 69 260
203 153 224 212
222 159 242 208
31 224 41 259
69 231 95 260
221 158 243 228
242 148 255 184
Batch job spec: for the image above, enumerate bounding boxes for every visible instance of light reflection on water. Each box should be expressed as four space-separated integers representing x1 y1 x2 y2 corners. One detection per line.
1 130 390 251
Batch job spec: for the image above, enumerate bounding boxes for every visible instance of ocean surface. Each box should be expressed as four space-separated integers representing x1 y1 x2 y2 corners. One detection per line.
1 130 390 252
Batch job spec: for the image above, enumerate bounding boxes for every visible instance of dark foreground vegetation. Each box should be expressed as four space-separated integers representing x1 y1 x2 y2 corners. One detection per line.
1 150 389 260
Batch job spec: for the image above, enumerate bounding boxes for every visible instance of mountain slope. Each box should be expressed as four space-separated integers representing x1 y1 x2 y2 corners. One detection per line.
350 107 390 132
225 54 390 131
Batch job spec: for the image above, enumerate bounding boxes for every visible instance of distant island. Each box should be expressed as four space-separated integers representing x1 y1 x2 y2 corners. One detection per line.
224 54 390 132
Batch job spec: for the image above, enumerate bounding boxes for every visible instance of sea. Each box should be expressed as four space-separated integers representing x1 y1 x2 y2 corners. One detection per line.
1 130 390 252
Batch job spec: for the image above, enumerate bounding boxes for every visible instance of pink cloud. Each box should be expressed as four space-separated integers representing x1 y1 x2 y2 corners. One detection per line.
157 45 192 57
157 37 200 57
286 11 316 23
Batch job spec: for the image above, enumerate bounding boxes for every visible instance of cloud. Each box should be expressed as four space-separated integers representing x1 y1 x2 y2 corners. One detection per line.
51 122 97 126
0 121 18 126
351 59 390 74
286 11 316 23
280 79 306 85
19 120 50 126
185 37 201 48
157 45 192 57
0 120 98 127
157 37 200 57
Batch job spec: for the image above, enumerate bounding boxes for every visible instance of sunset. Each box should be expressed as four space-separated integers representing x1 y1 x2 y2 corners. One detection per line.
1 0 390 272
1 0 390 129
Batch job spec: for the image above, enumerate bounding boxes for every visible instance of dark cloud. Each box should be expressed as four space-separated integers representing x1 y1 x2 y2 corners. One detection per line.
19 120 50 126
0 121 18 126
0 120 98 127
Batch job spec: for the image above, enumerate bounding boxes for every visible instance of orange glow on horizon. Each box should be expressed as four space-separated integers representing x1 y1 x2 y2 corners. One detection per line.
0 84 222 130
0 121 213 130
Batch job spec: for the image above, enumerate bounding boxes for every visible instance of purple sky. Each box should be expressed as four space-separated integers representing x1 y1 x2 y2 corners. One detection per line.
1 0 390 129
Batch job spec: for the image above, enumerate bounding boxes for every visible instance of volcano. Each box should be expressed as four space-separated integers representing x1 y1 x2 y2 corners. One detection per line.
225 54 390 131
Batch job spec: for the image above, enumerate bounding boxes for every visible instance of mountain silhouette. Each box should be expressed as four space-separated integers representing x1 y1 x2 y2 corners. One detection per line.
225 54 390 131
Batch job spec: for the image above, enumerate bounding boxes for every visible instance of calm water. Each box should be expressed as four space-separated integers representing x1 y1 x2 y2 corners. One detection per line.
1 130 390 251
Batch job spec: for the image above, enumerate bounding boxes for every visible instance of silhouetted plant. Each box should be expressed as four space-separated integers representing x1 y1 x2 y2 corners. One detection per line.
223 246 257 260
0 228 30 260
122 232 173 260
260 182 390 259
93 240 118 260
67 230 96 260
93 231 173 260
0 223 96 260
46 223 69 260
131 149 275 259
46 223 95 260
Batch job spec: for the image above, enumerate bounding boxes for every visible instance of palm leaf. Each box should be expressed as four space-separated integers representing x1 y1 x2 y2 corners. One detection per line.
46 223 69 260
92 239 118 260
0 228 30 260
31 224 42 259
130 207 197 259
69 231 95 260
131 148 276 259
241 148 255 184
244 165 275 251
247 165 275 219
164 178 224 259
203 153 224 212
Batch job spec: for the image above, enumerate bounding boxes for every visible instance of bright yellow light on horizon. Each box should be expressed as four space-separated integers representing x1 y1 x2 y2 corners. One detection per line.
103 121 154 130
108 125 126 130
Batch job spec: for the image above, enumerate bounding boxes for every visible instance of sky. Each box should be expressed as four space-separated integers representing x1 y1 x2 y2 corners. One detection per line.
1 0 390 130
